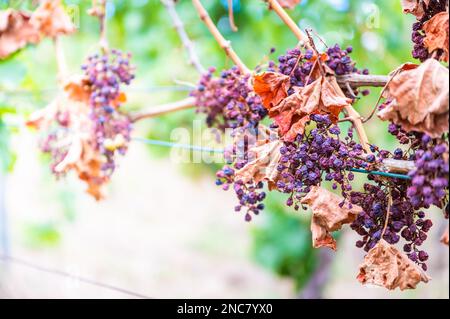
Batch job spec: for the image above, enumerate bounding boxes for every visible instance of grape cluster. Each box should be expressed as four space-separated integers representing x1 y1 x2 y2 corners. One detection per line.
81 49 135 175
190 66 267 131
215 131 267 221
275 114 367 209
407 136 449 210
275 44 369 95
387 123 449 211
411 0 448 61
39 116 71 176
350 123 448 269
350 175 433 271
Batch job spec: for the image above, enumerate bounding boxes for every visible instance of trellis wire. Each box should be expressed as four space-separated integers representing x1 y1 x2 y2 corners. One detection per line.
0 172 9 258
131 137 412 180
0 255 151 299
0 123 413 180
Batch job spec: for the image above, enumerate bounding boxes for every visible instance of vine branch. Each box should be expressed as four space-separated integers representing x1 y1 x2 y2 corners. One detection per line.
337 74 389 88
266 0 311 48
129 97 196 122
129 73 390 123
88 0 108 53
265 1 382 153
162 0 206 74
192 0 250 74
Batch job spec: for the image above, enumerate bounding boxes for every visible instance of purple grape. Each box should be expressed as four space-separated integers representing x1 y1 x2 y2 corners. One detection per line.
190 66 267 131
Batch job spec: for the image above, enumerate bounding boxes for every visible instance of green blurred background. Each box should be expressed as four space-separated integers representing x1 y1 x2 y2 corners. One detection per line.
2 0 447 299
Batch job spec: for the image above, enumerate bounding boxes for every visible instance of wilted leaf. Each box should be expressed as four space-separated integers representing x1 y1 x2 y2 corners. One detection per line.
278 0 302 9
441 226 449 246
253 72 290 108
235 138 283 186
357 239 431 290
378 59 449 138
267 75 351 142
64 75 91 104
401 0 425 19
0 9 40 59
301 186 362 250
27 77 109 200
423 12 449 62
31 0 75 38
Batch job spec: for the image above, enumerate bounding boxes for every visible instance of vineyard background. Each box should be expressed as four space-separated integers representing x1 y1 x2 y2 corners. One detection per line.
0 0 448 298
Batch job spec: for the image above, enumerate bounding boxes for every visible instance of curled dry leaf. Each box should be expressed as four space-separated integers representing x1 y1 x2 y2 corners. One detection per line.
441 226 449 246
378 59 449 138
400 0 425 19
27 78 108 200
267 75 351 142
278 0 302 9
253 72 290 108
357 239 431 290
31 0 76 38
235 137 283 187
0 9 40 59
300 186 362 251
423 12 449 63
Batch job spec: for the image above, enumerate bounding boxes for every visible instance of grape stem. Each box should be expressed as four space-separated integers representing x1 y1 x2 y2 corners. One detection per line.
53 37 68 84
161 0 206 74
89 0 109 53
191 0 250 74
381 190 392 239
344 104 371 153
129 97 196 122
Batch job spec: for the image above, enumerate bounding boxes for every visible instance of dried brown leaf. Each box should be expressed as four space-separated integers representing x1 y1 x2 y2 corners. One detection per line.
253 72 290 108
357 239 431 290
235 139 283 185
401 0 425 19
27 78 108 200
441 226 449 246
0 9 40 59
31 0 75 38
301 186 362 251
423 12 449 63
378 59 449 138
266 75 351 142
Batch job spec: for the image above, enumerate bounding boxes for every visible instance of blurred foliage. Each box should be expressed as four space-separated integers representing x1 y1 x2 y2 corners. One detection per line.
252 192 317 290
0 0 417 289
23 222 61 248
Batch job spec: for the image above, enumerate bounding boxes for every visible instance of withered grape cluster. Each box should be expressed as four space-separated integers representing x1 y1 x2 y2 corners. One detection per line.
215 130 267 221
411 0 449 61
276 114 366 209
350 174 433 271
275 44 369 95
190 66 267 131
216 40 449 274
349 124 448 268
81 49 135 174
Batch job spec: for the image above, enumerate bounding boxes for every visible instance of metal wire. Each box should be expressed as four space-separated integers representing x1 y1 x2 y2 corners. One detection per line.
349 168 411 180
132 137 224 153
132 137 411 180
0 255 151 299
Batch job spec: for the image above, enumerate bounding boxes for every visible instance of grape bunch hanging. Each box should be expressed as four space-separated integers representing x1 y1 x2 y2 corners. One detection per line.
2 0 447 292
211 2 449 290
